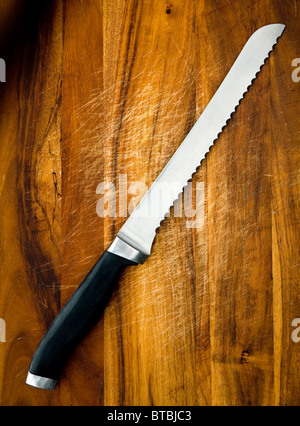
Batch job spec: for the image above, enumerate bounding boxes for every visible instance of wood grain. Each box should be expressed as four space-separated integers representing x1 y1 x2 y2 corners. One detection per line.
0 0 299 406
0 0 62 406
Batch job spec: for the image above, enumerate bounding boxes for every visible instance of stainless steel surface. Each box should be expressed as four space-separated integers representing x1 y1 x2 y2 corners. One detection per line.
26 372 57 390
118 24 285 256
107 237 148 264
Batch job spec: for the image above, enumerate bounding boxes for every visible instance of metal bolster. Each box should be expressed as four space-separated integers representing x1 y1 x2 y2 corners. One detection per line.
107 237 148 265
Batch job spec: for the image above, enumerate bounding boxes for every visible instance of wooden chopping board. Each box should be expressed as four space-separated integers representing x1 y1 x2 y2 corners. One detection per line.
0 0 299 406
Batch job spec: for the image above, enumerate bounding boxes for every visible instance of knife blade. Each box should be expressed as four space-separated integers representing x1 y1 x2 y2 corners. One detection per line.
26 23 285 390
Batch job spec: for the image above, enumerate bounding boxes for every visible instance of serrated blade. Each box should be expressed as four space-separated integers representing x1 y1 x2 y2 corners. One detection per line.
117 24 285 256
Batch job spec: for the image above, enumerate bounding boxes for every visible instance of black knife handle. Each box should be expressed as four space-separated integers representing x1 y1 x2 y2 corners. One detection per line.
26 251 137 389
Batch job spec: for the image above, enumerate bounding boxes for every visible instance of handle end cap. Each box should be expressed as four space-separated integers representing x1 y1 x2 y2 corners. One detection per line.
26 372 57 390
